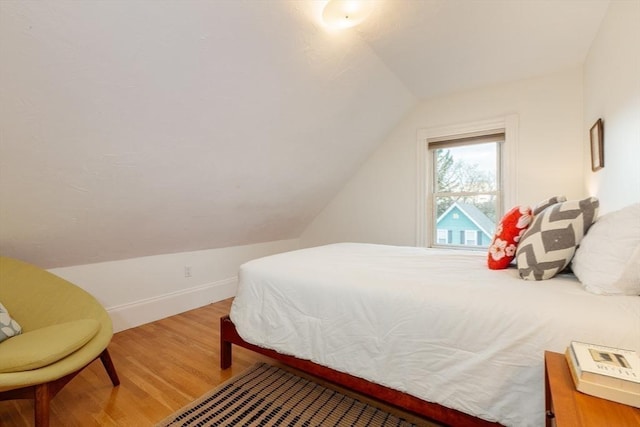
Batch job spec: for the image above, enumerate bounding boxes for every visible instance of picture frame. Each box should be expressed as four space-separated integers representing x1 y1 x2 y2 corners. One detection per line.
590 118 604 172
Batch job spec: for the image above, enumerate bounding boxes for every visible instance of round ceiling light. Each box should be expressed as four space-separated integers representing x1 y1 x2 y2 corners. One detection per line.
322 0 375 29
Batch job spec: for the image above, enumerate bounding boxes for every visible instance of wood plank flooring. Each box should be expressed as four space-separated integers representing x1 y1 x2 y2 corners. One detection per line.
0 298 437 427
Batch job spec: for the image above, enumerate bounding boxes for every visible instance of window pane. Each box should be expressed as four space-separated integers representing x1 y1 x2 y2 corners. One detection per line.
431 140 500 249
465 230 477 245
435 142 497 193
437 229 448 244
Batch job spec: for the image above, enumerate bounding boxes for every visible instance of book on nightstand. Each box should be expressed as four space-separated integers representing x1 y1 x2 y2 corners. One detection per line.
565 341 640 408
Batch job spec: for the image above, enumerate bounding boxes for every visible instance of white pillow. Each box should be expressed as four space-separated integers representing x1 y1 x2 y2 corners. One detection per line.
571 203 640 295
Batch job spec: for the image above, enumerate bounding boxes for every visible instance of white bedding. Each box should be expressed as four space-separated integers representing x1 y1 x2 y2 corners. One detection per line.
230 243 640 426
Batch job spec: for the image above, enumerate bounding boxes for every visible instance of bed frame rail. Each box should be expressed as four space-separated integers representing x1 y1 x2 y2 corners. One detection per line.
220 315 501 427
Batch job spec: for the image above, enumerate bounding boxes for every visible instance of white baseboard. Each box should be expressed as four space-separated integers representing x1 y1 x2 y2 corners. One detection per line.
107 277 237 332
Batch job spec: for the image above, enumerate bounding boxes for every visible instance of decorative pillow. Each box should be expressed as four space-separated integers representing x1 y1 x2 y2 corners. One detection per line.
487 205 533 269
533 195 567 216
571 203 640 295
516 197 599 280
0 302 22 343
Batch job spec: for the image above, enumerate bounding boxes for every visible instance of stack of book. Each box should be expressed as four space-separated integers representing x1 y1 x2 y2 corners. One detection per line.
565 341 640 408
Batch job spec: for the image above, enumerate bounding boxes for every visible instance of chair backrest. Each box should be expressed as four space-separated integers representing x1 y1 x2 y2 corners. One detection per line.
0 256 109 332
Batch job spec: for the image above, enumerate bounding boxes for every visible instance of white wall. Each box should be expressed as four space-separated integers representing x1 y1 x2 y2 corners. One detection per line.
300 67 585 247
49 238 299 332
41 2 640 335
583 0 640 213
0 1 414 270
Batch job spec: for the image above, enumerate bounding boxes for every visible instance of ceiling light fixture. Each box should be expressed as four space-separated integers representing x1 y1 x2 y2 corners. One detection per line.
322 0 375 29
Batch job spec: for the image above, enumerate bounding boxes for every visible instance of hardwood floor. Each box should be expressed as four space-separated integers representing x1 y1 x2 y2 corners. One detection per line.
0 298 437 427
0 299 266 427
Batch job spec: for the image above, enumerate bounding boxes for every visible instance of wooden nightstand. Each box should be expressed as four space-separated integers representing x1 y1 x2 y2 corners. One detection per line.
544 351 640 427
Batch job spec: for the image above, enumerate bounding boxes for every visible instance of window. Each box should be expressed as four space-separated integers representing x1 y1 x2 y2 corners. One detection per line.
465 230 477 246
416 116 517 250
429 131 503 249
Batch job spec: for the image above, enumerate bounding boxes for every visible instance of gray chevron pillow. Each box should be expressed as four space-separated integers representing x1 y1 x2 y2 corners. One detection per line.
533 195 567 215
516 197 599 280
0 302 22 343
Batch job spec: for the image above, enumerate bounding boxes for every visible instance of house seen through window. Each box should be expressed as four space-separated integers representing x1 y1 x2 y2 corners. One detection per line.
428 131 504 249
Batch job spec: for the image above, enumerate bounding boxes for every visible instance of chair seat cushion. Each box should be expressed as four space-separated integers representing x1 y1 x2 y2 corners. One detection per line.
0 319 100 373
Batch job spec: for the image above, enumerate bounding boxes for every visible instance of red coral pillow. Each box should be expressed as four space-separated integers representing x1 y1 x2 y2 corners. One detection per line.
487 205 533 270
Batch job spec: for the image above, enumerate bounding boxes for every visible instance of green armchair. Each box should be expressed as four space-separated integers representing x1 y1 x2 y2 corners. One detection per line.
0 256 119 427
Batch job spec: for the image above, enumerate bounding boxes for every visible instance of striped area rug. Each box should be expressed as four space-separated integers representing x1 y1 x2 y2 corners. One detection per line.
156 363 417 427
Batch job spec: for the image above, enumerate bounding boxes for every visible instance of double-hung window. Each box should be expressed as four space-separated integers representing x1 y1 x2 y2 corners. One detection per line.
426 129 504 249
436 229 449 244
465 230 478 246
417 116 517 250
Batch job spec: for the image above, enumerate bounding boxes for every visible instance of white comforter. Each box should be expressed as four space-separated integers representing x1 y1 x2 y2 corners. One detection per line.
230 243 640 426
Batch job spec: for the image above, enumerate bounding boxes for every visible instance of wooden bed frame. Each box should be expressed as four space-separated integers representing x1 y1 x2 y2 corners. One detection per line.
220 315 501 427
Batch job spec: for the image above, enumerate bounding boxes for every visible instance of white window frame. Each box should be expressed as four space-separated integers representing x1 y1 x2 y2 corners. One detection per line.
416 115 518 247
436 229 448 244
465 230 477 246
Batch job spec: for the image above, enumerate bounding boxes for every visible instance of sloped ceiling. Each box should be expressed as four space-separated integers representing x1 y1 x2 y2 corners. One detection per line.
357 0 610 98
0 0 609 268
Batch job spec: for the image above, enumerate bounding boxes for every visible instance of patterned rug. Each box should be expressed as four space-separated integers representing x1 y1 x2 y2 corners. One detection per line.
156 362 417 427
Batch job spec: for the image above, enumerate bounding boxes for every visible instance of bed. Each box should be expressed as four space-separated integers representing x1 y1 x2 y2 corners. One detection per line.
222 242 640 426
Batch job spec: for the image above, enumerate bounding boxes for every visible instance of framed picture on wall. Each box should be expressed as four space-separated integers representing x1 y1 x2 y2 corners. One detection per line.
590 118 604 172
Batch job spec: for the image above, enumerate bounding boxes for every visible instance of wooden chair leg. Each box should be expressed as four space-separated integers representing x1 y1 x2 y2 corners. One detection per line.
4 349 118 426
34 383 51 427
99 348 120 386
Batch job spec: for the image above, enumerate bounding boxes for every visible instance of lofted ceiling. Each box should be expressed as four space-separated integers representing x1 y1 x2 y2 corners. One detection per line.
0 0 610 268
357 0 610 98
